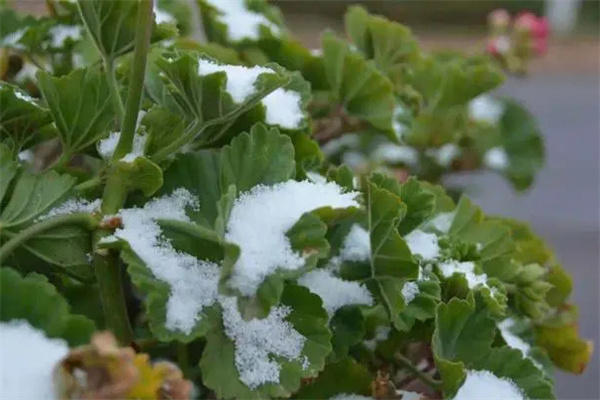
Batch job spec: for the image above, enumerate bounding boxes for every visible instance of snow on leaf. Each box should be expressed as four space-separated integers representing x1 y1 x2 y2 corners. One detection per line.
469 95 504 125
484 146 509 171
453 370 524 400
404 229 439 261
401 281 420 304
203 0 281 42
36 198 101 221
261 88 303 129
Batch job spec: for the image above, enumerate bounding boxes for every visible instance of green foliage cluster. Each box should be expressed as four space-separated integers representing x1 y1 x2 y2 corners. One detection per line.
0 1 590 399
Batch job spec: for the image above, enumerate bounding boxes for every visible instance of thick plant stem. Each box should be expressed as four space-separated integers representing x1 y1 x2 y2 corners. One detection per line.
112 0 153 160
395 353 442 391
104 56 125 124
93 231 134 344
0 213 97 264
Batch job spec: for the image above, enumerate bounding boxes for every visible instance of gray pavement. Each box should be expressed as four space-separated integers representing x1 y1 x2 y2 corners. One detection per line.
447 74 600 399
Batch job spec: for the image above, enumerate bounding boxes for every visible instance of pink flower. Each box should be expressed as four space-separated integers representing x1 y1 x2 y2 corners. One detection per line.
514 12 549 56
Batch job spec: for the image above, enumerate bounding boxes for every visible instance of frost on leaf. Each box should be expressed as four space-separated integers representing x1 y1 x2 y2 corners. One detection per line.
453 370 524 400
37 198 101 221
219 296 306 389
203 0 280 42
198 59 276 103
105 189 220 334
225 180 359 296
298 269 373 317
0 320 69 400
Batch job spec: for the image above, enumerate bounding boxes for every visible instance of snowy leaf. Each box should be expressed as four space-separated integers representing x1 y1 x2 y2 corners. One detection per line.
295 357 372 399
37 67 114 156
0 267 94 345
200 284 331 399
394 278 441 332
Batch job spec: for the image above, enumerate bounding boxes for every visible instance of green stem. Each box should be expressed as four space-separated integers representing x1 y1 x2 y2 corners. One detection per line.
0 213 97 264
104 56 125 124
395 353 442 391
177 343 190 376
74 177 103 193
112 0 153 160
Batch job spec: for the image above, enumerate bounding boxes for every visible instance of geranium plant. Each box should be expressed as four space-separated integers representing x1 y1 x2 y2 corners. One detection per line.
0 1 592 399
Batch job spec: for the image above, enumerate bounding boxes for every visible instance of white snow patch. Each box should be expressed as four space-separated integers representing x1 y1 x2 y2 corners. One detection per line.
18 149 34 163
97 131 146 162
261 88 303 129
225 180 359 296
326 224 371 272
13 89 37 105
219 296 305 388
37 198 101 221
468 95 504 125
204 0 280 42
105 189 220 333
453 370 524 400
428 211 456 233
298 269 373 317
498 318 530 354
392 105 409 140
404 230 439 260
363 326 391 351
154 6 176 24
198 59 274 103
484 147 509 171
322 134 360 155
427 144 460 167
371 144 418 165
401 281 420 304
1 28 26 49
306 171 327 184
0 320 69 400
48 25 81 48
330 395 374 400
438 261 489 290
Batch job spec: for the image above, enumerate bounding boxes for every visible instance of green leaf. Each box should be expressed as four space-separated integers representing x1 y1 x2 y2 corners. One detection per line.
489 217 552 266
0 169 75 229
363 181 418 331
397 177 436 235
322 32 396 139
0 144 19 203
329 305 366 360
0 267 95 345
141 106 187 158
200 284 332 399
395 278 441 332
78 0 176 60
545 264 573 308
295 357 372 399
37 67 114 156
293 133 324 179
114 156 164 197
0 83 52 152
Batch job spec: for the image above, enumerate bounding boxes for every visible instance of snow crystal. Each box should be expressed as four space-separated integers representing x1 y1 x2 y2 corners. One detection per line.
429 211 456 233
198 59 274 103
106 189 220 333
48 25 81 48
498 318 530 355
322 134 360 155
154 6 176 24
97 131 146 162
401 281 420 304
261 88 303 129
438 261 489 290
363 326 391 351
427 144 460 168
330 394 374 400
298 269 373 317
484 147 509 171
225 180 359 296
371 144 418 165
468 95 504 125
453 370 524 400
404 230 439 260
0 320 69 400
37 198 101 221
204 0 280 42
219 296 305 388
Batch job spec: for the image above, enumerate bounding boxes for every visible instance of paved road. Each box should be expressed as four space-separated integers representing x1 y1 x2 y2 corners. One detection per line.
448 73 599 399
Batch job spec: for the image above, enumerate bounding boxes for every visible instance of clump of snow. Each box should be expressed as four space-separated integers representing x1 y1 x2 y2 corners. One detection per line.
219 296 305 388
97 131 147 162
453 370 524 400
37 198 101 221
261 88 303 129
322 134 360 156
204 0 280 42
48 25 81 48
401 281 420 304
498 318 530 354
225 180 359 296
428 211 456 233
484 147 509 171
0 320 69 400
18 149 34 163
404 230 439 260
371 144 418 166
427 144 460 167
438 261 489 290
330 394 374 400
104 189 220 333
468 95 505 125
363 326 391 351
305 171 327 184
326 224 371 272
154 5 176 24
298 269 373 317
198 59 274 103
